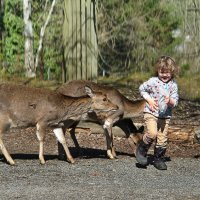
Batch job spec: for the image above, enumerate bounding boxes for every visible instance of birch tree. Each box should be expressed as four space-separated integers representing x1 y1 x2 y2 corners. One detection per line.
23 0 34 77
34 0 56 73
23 0 56 77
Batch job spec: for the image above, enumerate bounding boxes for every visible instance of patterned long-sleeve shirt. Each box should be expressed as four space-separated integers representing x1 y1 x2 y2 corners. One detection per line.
139 77 179 118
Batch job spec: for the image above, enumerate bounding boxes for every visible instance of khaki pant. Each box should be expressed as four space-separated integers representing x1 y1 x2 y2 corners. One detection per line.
143 113 170 148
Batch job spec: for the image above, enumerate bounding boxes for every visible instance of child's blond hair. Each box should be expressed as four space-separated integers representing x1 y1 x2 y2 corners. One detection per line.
154 55 179 78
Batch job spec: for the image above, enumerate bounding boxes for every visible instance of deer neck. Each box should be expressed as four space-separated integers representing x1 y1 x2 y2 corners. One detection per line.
123 98 145 118
61 96 92 120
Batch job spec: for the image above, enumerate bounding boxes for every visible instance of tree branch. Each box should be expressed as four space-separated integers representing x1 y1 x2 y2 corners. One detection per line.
34 0 56 71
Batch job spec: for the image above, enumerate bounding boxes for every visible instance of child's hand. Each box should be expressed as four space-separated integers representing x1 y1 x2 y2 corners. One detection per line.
165 95 175 106
146 97 158 112
164 95 170 104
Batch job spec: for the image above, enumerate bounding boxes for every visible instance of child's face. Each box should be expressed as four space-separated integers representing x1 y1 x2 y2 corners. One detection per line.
158 69 172 82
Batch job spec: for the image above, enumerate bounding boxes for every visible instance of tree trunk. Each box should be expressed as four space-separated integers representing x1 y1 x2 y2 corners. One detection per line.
62 0 98 82
23 0 35 77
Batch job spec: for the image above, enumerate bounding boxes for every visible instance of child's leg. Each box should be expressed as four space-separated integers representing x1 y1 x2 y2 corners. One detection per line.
153 118 170 170
143 113 158 144
135 113 157 166
156 118 170 148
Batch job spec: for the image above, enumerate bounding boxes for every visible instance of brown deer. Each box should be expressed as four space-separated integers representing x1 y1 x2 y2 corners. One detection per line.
57 80 146 159
0 83 117 165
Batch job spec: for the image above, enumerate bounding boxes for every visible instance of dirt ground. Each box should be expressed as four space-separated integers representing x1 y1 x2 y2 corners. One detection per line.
1 125 200 164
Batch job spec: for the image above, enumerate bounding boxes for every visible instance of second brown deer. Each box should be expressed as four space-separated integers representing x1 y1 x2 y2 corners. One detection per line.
57 80 146 159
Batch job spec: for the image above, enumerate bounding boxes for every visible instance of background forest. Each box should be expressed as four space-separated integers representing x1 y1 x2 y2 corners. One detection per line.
0 0 199 100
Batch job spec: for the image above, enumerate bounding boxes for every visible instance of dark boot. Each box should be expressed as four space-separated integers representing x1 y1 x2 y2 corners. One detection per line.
135 140 151 166
153 147 167 170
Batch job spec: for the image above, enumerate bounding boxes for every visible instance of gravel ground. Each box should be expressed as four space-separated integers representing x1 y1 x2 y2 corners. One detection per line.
1 127 200 200
0 155 200 200
0 81 199 200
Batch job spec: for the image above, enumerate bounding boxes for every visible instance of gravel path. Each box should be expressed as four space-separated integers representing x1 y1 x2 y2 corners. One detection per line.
0 82 199 200
0 156 200 200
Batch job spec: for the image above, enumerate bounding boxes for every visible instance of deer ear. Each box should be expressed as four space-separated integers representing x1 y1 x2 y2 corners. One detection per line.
84 86 95 97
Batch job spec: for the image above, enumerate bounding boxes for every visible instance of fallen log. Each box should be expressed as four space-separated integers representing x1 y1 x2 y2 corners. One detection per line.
73 121 197 143
168 126 196 143
74 121 143 138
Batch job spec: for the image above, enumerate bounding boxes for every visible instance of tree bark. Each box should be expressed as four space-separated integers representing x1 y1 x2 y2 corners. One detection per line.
23 0 35 77
62 0 98 81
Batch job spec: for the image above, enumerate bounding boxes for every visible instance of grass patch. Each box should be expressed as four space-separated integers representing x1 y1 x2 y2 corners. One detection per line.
0 76 61 90
177 75 200 101
98 72 150 85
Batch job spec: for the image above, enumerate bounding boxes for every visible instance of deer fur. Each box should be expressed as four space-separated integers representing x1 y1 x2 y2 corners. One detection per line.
57 80 146 159
0 83 117 165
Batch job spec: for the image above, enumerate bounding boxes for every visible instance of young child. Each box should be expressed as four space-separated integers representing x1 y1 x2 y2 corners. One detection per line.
136 55 179 170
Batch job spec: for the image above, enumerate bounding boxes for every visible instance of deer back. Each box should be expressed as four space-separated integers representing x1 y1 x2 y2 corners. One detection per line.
0 83 117 128
57 80 145 118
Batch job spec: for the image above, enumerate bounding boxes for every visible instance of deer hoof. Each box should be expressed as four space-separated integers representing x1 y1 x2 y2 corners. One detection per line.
112 150 117 158
9 160 16 166
67 157 75 164
40 159 46 165
107 150 115 159
40 161 46 165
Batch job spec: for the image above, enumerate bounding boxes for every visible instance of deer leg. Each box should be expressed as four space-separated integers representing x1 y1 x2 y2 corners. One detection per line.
111 133 117 158
0 120 15 165
70 127 80 150
0 135 15 165
69 122 84 157
103 128 115 159
103 119 116 159
57 126 81 160
102 110 124 159
107 109 123 125
127 122 144 146
53 128 75 164
57 128 66 160
36 124 46 164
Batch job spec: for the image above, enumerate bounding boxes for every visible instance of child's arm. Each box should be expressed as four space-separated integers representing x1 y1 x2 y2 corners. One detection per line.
145 96 158 111
165 83 179 107
139 78 158 111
